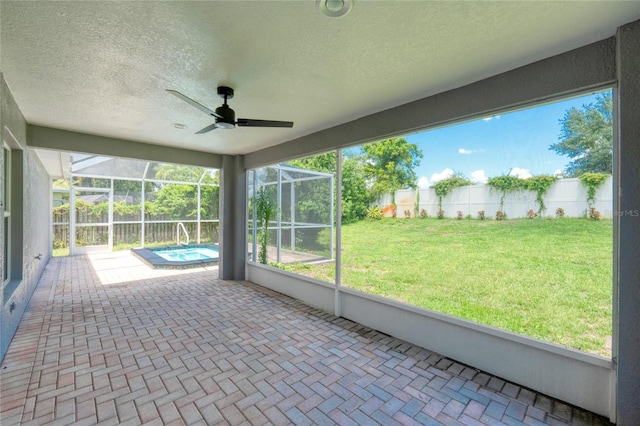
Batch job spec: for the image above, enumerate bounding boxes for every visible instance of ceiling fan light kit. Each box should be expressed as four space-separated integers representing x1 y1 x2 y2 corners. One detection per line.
166 86 294 133
317 0 353 18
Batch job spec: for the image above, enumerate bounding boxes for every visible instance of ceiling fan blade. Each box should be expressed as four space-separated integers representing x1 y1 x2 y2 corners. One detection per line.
195 123 218 134
237 118 294 128
166 89 222 119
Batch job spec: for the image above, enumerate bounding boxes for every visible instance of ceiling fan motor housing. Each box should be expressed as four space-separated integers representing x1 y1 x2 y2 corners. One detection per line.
215 104 236 128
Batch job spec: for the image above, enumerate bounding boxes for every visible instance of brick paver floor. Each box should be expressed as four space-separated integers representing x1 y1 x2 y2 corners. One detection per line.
1 252 612 425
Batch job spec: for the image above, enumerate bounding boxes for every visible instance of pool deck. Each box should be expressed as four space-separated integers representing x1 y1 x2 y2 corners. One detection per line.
0 252 611 425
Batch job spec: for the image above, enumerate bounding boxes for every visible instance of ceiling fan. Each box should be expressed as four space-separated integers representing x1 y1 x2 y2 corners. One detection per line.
166 86 294 133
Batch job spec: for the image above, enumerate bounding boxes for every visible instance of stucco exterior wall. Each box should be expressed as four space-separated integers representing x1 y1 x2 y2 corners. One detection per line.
1 73 51 361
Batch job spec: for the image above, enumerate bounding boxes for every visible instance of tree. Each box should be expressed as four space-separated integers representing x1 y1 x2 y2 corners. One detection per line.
289 151 369 224
362 138 423 203
254 187 276 264
549 92 613 177
339 153 369 223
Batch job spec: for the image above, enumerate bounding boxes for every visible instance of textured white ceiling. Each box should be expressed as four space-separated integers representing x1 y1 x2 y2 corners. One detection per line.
2 1 639 156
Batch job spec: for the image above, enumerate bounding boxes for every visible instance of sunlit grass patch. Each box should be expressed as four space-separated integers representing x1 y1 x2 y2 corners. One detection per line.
286 217 612 357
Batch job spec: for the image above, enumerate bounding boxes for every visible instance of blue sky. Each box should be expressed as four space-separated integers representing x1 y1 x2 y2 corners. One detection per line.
405 89 611 187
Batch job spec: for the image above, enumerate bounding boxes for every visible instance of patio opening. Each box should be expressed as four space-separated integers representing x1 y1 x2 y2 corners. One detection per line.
52 154 219 256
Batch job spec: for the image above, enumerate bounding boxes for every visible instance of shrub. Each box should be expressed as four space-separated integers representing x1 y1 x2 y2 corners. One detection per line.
269 262 295 272
367 206 384 220
437 209 445 219
495 210 506 221
404 209 411 219
527 209 538 219
555 207 565 218
419 209 428 218
456 211 463 220
53 240 67 249
589 207 602 220
477 210 485 220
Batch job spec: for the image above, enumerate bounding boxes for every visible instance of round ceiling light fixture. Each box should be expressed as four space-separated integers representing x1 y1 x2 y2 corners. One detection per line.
317 0 353 18
171 123 187 129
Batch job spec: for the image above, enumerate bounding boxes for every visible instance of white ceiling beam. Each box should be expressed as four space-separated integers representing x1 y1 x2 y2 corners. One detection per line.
27 125 223 169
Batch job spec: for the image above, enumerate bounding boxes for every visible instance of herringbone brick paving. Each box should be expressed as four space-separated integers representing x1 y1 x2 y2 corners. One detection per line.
1 253 612 425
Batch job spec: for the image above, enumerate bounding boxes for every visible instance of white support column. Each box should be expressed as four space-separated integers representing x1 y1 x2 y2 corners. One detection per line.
334 149 343 317
291 182 295 252
197 184 201 244
251 171 258 262
276 168 282 263
140 179 145 247
108 179 114 251
330 171 335 261
69 178 76 255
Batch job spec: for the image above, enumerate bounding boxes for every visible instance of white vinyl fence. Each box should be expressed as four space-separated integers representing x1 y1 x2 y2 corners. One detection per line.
377 177 613 219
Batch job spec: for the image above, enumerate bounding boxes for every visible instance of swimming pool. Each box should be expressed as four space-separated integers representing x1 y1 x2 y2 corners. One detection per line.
131 244 219 269
154 246 219 262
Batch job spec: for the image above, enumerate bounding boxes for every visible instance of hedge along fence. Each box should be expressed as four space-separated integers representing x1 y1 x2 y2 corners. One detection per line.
379 177 613 219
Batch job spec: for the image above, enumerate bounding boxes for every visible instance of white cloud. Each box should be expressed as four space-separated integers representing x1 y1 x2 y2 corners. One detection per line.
458 148 485 155
430 168 454 183
471 170 488 184
417 176 430 188
482 115 501 121
553 169 565 178
509 167 532 179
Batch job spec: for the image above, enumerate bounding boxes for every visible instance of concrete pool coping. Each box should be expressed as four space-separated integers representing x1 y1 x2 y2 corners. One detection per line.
131 244 220 269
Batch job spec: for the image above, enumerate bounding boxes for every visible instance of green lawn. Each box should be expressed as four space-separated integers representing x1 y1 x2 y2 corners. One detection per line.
285 218 612 357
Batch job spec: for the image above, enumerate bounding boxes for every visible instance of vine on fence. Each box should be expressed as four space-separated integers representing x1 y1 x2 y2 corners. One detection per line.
579 173 610 206
487 174 557 215
432 174 472 214
524 175 557 214
486 175 526 212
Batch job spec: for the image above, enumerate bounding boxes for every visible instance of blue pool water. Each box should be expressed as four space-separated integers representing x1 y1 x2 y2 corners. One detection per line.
153 246 219 262
132 244 220 269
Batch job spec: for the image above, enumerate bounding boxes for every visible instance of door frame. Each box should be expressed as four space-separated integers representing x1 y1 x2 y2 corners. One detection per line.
70 186 113 255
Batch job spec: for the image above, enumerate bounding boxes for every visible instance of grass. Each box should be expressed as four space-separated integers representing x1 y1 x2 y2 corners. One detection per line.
285 217 612 357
